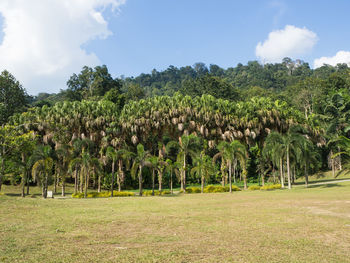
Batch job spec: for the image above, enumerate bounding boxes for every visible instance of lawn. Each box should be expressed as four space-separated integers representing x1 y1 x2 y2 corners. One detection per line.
1 182 350 263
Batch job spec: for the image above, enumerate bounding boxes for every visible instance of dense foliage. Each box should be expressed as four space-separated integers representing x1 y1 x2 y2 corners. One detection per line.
1 58 350 198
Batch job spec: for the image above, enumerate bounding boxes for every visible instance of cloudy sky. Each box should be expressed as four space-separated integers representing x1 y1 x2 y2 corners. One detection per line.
0 0 349 95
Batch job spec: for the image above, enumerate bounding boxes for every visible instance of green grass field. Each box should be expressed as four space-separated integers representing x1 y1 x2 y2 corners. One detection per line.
1 181 350 263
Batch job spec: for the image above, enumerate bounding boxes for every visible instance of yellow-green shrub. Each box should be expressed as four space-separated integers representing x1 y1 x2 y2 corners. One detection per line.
72 193 84 198
186 187 201 193
203 185 241 193
231 185 241 191
248 185 261 190
72 191 135 198
143 190 171 196
203 185 216 193
260 184 282 190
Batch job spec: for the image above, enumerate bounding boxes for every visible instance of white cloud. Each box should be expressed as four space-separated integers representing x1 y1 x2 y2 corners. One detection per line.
256 25 318 63
0 0 126 95
314 51 350 68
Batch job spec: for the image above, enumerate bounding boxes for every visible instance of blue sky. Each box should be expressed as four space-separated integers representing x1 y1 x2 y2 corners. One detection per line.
91 0 350 77
0 0 349 94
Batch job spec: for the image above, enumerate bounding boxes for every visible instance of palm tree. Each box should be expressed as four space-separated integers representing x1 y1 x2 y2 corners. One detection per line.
166 134 200 192
146 155 158 196
70 139 99 198
131 144 150 196
191 151 214 193
165 159 176 194
331 136 350 175
106 146 118 197
70 152 99 198
213 141 229 186
56 144 73 197
214 141 247 192
31 145 54 198
264 127 306 189
299 140 319 187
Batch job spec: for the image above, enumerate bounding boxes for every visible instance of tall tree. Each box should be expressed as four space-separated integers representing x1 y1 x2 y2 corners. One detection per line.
191 151 214 193
264 127 307 189
31 145 54 198
0 70 28 124
166 134 200 192
131 144 150 196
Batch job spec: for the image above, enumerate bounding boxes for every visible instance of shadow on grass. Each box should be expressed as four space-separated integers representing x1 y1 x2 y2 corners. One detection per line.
294 177 350 186
305 183 344 189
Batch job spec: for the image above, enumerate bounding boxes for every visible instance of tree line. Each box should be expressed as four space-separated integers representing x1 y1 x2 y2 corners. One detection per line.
0 58 349 198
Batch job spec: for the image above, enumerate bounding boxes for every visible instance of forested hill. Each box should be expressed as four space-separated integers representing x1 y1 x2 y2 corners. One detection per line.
1 57 350 195
31 58 350 112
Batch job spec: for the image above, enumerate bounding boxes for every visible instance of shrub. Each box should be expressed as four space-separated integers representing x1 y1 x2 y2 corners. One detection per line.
203 185 216 193
203 185 241 193
231 185 241 191
72 193 84 198
143 190 171 196
248 185 261 190
260 184 282 190
72 191 135 198
186 187 201 193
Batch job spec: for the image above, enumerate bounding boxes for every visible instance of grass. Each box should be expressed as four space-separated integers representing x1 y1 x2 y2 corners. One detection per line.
1 182 350 263
295 170 350 185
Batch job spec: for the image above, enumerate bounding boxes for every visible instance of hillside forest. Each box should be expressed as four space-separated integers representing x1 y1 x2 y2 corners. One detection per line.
1 58 350 197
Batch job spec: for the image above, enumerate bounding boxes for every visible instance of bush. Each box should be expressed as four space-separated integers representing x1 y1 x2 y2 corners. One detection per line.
203 185 241 193
248 185 261 190
231 185 241 191
260 184 282 190
203 185 216 193
185 187 201 193
72 193 84 198
72 191 135 198
143 190 171 196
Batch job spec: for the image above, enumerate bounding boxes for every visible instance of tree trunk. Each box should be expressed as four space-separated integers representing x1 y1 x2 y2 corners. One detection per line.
272 167 276 184
26 173 30 195
21 179 25 197
305 165 308 188
139 165 143 196
152 169 155 196
21 153 25 197
74 168 78 194
111 161 115 197
44 174 48 198
80 171 83 193
338 147 342 170
54 173 57 194
0 157 4 191
243 170 247 190
280 158 284 188
170 170 173 194
98 174 101 193
201 175 204 193
287 150 291 189
84 172 88 199
228 161 232 193
158 171 163 192
61 178 65 197
42 182 45 198
183 153 186 193
331 150 335 178
221 162 225 187
118 159 122 192
261 173 265 187
233 161 236 183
